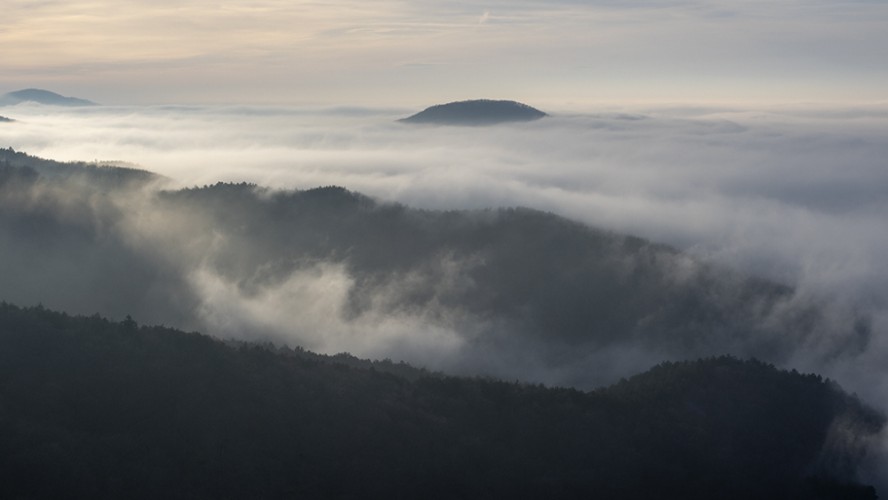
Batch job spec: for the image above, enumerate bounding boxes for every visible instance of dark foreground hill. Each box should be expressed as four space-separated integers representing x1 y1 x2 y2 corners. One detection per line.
0 302 882 500
0 88 97 106
400 99 547 125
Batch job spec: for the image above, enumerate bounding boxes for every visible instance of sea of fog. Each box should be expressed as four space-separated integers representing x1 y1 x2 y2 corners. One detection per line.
4 100 888 484
2 101 888 388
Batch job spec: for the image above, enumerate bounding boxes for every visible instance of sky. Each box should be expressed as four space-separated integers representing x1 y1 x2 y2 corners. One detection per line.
2 0 887 106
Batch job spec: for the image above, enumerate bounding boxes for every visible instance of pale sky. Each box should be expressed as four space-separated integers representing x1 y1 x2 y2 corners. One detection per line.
1 0 887 106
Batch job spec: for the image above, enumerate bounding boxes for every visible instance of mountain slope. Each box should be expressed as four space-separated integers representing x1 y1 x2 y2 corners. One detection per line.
0 88 97 106
0 147 157 187
400 99 547 125
0 149 871 388
0 302 881 499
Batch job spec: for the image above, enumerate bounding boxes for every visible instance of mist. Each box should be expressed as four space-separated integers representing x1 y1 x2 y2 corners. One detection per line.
2 101 887 392
4 100 888 486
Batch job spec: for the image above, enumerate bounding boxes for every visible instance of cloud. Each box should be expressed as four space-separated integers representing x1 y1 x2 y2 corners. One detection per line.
4 102 887 290
189 262 467 365
2 103 888 398
4 108 888 486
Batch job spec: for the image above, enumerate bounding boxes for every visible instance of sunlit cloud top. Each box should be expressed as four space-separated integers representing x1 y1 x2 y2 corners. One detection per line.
1 0 887 105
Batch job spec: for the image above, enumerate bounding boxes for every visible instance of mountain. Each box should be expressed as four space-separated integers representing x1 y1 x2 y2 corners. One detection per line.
0 88 97 106
400 99 547 125
0 302 881 499
0 115 13 122
0 149 871 389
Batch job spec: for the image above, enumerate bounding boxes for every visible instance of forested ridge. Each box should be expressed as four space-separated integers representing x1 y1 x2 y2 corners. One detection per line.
0 148 872 389
0 147 156 188
1 148 884 498
0 302 882 499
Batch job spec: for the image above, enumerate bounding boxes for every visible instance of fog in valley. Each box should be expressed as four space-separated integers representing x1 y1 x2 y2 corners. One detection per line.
3 102 887 376
3 100 888 487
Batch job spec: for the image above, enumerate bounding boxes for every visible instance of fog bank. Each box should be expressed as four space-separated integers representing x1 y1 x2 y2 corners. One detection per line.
3 102 888 382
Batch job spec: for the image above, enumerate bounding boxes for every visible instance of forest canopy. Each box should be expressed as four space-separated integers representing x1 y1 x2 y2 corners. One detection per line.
0 302 883 499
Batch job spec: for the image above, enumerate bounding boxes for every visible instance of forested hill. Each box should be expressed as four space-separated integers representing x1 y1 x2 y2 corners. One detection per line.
0 302 882 499
400 99 548 125
0 147 157 189
0 151 873 388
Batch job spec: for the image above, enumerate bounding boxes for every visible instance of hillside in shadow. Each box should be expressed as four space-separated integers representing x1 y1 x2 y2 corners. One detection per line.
0 148 872 388
0 302 882 499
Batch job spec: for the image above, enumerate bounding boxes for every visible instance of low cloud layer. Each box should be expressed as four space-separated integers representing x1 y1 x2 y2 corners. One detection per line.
4 102 886 309
1 105 886 371
3 101 888 487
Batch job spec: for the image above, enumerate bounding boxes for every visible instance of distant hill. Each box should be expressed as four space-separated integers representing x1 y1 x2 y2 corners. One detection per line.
0 147 158 189
0 88 96 106
400 99 547 125
0 302 881 499
0 115 12 122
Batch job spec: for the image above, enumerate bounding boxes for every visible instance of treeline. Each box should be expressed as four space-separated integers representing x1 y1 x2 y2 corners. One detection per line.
0 302 882 499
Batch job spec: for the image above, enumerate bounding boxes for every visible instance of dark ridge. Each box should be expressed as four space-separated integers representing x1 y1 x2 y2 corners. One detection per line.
0 147 158 189
0 88 97 107
0 150 873 380
0 115 13 123
0 301 882 500
400 99 547 125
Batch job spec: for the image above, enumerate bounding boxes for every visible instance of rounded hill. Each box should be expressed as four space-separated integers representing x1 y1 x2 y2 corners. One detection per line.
400 99 547 125
0 88 96 107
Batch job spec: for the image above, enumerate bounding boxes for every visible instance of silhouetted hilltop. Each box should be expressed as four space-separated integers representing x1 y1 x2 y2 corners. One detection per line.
0 302 881 499
400 99 547 125
0 88 96 106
